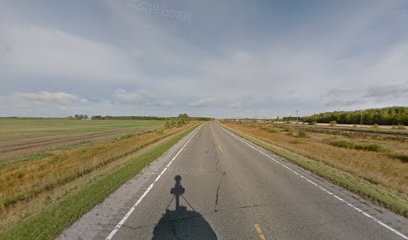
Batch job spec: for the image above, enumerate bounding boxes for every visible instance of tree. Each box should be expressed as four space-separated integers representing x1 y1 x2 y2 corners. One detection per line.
304 107 408 125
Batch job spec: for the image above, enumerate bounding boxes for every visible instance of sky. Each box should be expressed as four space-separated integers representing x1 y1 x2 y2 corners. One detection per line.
0 0 407 118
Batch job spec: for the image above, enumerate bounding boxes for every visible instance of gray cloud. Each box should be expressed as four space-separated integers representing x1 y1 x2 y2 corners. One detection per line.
0 91 88 106
365 84 408 99
113 89 173 107
189 97 217 108
323 89 356 99
20 91 88 105
325 99 366 107
229 102 242 108
0 91 90 117
323 83 408 108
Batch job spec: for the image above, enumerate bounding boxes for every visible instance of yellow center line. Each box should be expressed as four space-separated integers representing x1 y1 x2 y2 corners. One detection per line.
255 224 266 240
218 144 223 152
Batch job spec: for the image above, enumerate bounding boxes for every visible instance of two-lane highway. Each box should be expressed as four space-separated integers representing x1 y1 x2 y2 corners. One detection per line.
99 121 407 239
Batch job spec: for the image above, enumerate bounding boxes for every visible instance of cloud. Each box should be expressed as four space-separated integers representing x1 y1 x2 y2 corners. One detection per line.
19 91 88 105
113 89 173 107
323 83 408 107
0 91 90 116
323 89 356 99
189 97 217 107
325 99 366 107
229 102 242 108
114 89 155 104
0 23 136 83
394 9 408 22
365 84 408 99
0 91 88 106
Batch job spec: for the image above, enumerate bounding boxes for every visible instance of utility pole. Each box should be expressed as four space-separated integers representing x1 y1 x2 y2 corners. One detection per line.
360 110 363 126
295 110 299 124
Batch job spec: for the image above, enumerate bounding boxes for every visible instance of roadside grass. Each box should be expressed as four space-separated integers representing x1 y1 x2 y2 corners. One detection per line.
258 126 278 133
393 154 408 163
24 152 54 161
0 152 56 168
297 130 309 138
0 124 198 240
328 140 387 152
117 133 136 141
221 122 408 217
284 127 309 138
265 122 408 141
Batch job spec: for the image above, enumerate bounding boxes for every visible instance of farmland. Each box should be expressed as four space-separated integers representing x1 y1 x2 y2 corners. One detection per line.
221 120 408 216
0 118 165 164
0 118 199 238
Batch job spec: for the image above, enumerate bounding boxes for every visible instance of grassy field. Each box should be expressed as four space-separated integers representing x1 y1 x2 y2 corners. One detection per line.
0 118 165 163
221 120 408 217
0 118 199 239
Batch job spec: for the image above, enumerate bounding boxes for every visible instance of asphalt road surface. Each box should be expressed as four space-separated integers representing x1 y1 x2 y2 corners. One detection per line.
62 121 408 240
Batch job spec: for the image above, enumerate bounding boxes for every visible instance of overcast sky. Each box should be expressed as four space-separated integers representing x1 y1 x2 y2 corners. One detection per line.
1 0 407 118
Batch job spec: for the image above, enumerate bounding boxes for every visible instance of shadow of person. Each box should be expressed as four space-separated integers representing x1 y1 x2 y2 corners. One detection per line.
152 175 217 240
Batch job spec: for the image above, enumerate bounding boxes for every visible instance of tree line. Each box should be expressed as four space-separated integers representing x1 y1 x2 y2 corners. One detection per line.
304 106 408 125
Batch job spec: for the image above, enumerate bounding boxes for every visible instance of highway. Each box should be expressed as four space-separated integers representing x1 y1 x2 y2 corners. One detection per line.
61 121 408 240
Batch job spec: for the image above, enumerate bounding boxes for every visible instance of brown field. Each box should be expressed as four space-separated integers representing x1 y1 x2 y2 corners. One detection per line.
0 118 165 163
221 120 408 201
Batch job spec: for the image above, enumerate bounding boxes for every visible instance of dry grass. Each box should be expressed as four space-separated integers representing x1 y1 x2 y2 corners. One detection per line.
222 121 408 197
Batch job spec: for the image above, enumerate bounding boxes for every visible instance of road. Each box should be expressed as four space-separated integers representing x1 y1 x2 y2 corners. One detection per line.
61 121 408 240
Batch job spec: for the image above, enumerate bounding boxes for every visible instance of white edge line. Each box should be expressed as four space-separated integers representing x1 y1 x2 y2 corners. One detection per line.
105 125 203 240
220 126 408 240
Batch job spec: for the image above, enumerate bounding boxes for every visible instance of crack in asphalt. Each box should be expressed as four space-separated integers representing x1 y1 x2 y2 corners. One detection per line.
214 142 226 213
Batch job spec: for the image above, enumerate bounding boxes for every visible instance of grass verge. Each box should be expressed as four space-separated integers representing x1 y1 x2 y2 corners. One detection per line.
221 124 408 218
328 140 387 152
0 125 198 240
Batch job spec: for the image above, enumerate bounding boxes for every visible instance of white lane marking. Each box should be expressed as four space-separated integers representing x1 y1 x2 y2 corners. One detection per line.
220 126 408 240
105 125 203 240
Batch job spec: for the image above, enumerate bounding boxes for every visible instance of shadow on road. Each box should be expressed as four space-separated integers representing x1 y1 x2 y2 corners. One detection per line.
152 175 217 240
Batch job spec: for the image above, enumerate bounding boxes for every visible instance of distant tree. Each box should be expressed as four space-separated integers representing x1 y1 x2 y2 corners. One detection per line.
304 107 408 125
74 114 88 120
178 113 189 124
